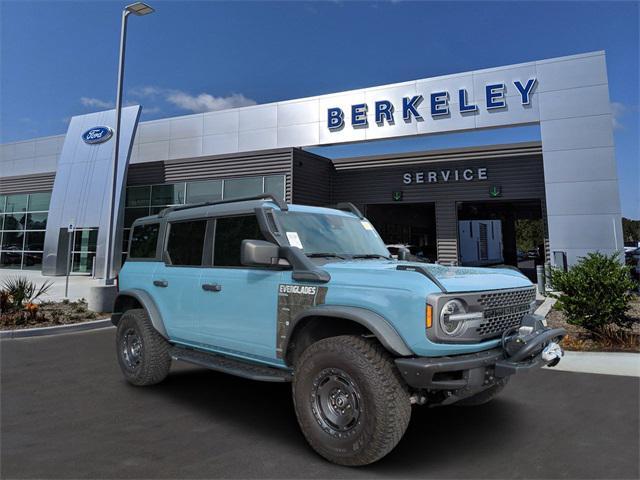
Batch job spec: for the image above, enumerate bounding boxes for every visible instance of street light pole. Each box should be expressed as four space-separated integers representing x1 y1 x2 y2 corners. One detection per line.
104 2 154 285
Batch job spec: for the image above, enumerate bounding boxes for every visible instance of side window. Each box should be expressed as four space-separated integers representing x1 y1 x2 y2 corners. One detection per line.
129 223 159 259
166 220 207 266
213 216 265 267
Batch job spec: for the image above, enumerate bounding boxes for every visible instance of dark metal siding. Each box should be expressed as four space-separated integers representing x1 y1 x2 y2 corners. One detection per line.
0 173 56 194
126 149 294 201
292 149 335 206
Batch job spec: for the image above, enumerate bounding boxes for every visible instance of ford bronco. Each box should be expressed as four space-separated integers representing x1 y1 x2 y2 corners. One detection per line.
112 194 565 466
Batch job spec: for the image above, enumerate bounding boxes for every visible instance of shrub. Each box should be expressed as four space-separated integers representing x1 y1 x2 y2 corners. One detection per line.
550 252 637 334
1 276 53 312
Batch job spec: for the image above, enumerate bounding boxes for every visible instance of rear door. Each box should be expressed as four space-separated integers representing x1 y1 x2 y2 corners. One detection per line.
152 218 209 345
198 214 282 361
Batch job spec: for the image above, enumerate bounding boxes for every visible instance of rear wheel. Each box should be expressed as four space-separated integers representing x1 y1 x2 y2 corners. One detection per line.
116 308 171 386
292 335 411 466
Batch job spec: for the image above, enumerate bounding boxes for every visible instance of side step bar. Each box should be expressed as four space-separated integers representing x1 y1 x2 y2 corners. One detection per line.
169 346 293 383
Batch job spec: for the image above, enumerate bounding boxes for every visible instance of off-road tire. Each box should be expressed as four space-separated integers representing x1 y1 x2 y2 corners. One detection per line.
116 308 171 386
456 377 510 406
292 335 411 466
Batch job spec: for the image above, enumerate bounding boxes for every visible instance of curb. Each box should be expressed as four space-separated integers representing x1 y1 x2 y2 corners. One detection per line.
535 296 557 318
0 318 114 339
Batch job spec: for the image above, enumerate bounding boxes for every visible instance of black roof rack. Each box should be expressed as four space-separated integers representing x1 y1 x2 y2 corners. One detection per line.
157 194 288 217
333 202 364 219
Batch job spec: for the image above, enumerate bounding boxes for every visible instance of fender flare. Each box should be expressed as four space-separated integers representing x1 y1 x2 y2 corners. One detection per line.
285 305 413 358
111 289 168 339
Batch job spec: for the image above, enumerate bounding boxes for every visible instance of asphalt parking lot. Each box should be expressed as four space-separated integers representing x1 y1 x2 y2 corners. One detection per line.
2 328 638 479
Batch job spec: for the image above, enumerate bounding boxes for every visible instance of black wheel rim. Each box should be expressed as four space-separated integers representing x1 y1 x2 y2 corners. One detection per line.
311 368 362 436
121 328 143 370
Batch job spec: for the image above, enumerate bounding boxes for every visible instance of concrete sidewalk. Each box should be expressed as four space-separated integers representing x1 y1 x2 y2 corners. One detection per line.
547 351 639 377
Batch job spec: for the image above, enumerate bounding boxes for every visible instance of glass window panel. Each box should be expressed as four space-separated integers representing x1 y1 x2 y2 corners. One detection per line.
22 252 43 270
0 196 6 214
27 212 48 230
72 252 96 274
1 231 25 250
0 251 22 269
25 231 45 251
166 220 207 266
27 192 51 211
264 175 285 199
186 180 223 204
5 194 28 213
151 183 185 206
223 177 263 200
213 216 265 267
125 207 150 228
126 186 151 207
0 214 4 230
2 212 25 230
149 206 169 215
129 223 160 258
73 229 98 252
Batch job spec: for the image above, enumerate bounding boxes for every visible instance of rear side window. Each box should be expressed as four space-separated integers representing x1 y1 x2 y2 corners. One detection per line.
214 216 265 267
167 220 207 266
129 223 159 259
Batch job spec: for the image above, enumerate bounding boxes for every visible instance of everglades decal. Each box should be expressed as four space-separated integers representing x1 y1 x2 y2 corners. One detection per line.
276 284 328 358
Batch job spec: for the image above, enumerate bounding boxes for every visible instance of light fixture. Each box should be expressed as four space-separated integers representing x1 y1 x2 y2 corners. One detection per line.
125 2 155 16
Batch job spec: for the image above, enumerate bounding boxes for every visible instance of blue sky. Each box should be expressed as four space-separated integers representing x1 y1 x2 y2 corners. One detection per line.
1 1 638 217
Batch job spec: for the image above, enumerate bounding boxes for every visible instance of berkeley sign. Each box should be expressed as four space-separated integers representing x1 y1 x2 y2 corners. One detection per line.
327 78 537 130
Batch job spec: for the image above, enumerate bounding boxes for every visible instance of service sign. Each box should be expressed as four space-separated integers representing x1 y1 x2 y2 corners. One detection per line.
82 126 113 144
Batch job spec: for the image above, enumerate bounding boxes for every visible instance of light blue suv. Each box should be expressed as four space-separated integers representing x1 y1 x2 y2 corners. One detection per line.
112 194 565 466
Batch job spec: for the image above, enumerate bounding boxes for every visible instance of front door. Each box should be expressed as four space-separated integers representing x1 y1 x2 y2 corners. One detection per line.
198 215 282 362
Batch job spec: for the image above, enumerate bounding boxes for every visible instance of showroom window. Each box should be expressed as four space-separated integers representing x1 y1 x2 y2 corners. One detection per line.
0 192 51 270
122 175 285 261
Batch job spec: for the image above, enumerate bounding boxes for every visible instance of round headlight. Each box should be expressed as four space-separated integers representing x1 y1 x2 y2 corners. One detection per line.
440 299 467 336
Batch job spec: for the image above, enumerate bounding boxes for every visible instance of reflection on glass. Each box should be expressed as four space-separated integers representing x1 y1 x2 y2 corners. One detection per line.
0 251 22 269
1 231 25 250
2 213 25 230
264 175 285 199
25 231 45 251
125 208 150 228
0 196 6 214
27 192 51 212
27 212 48 230
22 252 43 270
151 183 185 206
126 186 151 207
5 194 28 213
73 229 98 252
186 180 223 204
72 252 96 273
223 177 263 200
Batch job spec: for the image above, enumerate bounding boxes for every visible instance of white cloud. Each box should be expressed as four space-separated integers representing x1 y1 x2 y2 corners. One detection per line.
611 101 625 130
80 97 114 109
165 91 256 113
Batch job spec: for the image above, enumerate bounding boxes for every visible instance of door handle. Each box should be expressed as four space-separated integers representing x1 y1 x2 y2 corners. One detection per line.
202 283 222 292
153 279 168 288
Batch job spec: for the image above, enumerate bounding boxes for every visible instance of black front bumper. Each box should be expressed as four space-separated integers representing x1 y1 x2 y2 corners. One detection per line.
395 326 566 391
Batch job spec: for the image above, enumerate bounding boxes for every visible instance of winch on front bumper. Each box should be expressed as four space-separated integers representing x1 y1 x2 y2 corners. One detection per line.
395 314 566 400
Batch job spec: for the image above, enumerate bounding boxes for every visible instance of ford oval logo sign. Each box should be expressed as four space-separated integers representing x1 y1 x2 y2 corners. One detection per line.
82 126 113 144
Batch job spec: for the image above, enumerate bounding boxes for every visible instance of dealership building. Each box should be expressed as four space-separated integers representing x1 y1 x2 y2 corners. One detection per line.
0 51 624 279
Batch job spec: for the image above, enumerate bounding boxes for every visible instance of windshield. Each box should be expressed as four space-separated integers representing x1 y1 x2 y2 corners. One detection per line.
275 211 390 259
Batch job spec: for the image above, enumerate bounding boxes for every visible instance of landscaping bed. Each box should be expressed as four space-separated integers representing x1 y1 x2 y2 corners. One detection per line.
547 295 640 353
1 299 105 331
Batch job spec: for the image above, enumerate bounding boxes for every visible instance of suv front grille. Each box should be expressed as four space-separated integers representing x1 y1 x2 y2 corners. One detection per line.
476 287 536 338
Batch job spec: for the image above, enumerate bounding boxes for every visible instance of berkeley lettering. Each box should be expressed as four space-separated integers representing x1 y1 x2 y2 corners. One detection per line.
327 78 536 130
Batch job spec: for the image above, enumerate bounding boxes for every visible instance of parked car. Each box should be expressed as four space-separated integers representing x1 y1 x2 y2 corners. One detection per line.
625 247 640 281
112 196 566 466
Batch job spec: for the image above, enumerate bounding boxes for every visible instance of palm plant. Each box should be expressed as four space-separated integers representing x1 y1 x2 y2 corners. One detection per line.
1 276 54 312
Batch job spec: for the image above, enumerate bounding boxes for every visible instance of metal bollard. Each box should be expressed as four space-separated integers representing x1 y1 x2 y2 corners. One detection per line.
536 265 545 295
544 263 552 290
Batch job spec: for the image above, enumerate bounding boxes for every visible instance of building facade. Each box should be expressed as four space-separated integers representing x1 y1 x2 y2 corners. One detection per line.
0 51 623 277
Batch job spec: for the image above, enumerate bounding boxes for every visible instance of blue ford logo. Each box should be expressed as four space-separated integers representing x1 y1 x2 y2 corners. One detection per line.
82 126 113 144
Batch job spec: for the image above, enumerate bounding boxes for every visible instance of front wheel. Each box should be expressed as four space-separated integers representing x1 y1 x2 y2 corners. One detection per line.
292 335 411 466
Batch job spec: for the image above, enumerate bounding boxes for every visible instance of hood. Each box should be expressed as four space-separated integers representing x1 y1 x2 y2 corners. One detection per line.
321 260 532 293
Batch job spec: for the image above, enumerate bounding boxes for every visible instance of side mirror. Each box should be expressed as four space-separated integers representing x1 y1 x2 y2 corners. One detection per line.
241 239 280 267
397 247 410 261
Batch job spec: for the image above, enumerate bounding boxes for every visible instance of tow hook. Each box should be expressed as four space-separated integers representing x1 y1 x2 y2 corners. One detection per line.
542 342 563 367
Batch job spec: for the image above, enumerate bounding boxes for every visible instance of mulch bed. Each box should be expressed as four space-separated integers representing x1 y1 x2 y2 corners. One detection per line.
547 296 640 353
0 300 106 330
